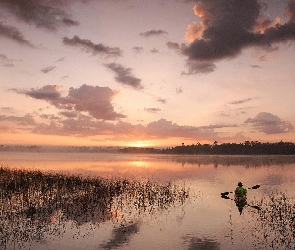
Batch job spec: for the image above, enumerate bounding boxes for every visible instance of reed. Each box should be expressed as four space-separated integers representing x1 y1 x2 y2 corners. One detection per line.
0 166 189 249
250 191 295 249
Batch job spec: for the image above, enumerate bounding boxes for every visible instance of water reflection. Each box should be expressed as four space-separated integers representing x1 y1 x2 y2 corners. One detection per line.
100 222 140 250
2 154 295 249
183 235 220 250
168 155 295 168
0 166 189 249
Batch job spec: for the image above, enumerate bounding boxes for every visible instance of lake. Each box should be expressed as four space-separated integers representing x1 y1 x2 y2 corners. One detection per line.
1 152 295 250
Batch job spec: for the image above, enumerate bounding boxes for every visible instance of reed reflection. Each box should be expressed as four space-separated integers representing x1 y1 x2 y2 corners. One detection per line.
0 166 189 249
250 191 295 250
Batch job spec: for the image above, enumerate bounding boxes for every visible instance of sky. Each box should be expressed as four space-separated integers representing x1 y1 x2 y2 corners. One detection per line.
0 0 295 148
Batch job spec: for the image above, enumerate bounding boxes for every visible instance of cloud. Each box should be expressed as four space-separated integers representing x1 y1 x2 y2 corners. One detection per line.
176 87 183 94
157 98 166 104
144 108 161 113
181 60 216 75
132 46 144 53
14 84 126 120
17 85 61 100
251 64 261 68
139 29 168 37
41 66 56 74
0 113 36 126
254 17 281 33
166 41 181 51
185 21 206 42
105 63 143 90
0 106 14 112
229 97 258 105
0 0 79 30
257 55 275 61
63 36 122 57
245 112 294 134
36 117 236 142
144 118 228 140
150 48 159 53
0 22 34 47
0 54 15 67
62 18 79 27
180 0 295 74
59 111 79 118
1 109 240 142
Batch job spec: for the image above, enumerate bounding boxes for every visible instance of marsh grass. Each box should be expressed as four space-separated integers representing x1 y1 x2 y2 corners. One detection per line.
250 191 295 249
0 166 189 249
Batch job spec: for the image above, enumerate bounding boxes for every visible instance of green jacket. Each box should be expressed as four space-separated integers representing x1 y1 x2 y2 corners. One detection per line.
235 187 247 196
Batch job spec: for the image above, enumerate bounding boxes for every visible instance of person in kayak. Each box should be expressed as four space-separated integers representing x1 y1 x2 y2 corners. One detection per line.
234 182 247 214
235 182 247 196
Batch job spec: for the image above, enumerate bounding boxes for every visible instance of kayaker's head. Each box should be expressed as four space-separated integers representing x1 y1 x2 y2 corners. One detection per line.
238 182 243 187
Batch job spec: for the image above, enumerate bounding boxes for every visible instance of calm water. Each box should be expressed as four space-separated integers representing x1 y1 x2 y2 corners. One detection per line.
1 152 295 250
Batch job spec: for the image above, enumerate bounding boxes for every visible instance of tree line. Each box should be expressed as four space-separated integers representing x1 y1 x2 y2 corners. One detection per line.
119 141 295 155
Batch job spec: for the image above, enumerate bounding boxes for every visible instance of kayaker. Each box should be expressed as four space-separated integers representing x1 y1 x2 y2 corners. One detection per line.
235 182 247 214
235 182 247 196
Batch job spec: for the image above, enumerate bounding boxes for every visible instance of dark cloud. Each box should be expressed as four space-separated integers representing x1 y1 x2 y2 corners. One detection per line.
179 0 295 74
17 85 61 100
157 98 167 104
166 41 181 51
41 66 56 74
139 29 168 37
245 112 294 134
0 22 34 47
230 97 257 105
144 108 161 113
0 113 36 126
63 36 122 57
150 48 159 53
59 111 79 118
181 60 216 75
105 63 143 90
0 54 15 67
132 46 144 53
14 84 125 120
62 18 79 26
39 114 60 120
0 0 79 30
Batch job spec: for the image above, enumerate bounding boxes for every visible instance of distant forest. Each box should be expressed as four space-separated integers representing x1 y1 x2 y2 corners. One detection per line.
1 141 295 155
119 141 295 155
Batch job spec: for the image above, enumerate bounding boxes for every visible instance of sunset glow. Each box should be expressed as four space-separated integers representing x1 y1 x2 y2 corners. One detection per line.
0 0 295 147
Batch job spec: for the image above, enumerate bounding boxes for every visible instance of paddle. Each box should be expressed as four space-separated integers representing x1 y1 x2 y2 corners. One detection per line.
220 193 261 211
221 184 260 196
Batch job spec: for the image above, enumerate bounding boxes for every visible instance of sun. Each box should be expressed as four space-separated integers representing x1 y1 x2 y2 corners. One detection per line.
128 141 152 148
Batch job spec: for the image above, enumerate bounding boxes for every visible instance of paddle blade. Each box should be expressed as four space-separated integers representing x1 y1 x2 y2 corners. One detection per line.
250 205 261 210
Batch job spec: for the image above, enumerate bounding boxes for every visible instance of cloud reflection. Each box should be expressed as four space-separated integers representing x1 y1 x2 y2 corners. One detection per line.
0 166 188 249
100 222 140 250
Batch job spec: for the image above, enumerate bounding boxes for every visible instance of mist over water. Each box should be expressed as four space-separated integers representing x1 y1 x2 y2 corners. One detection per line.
1 152 295 249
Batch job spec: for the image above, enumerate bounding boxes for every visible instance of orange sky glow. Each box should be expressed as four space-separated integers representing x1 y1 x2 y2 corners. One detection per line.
0 0 295 148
